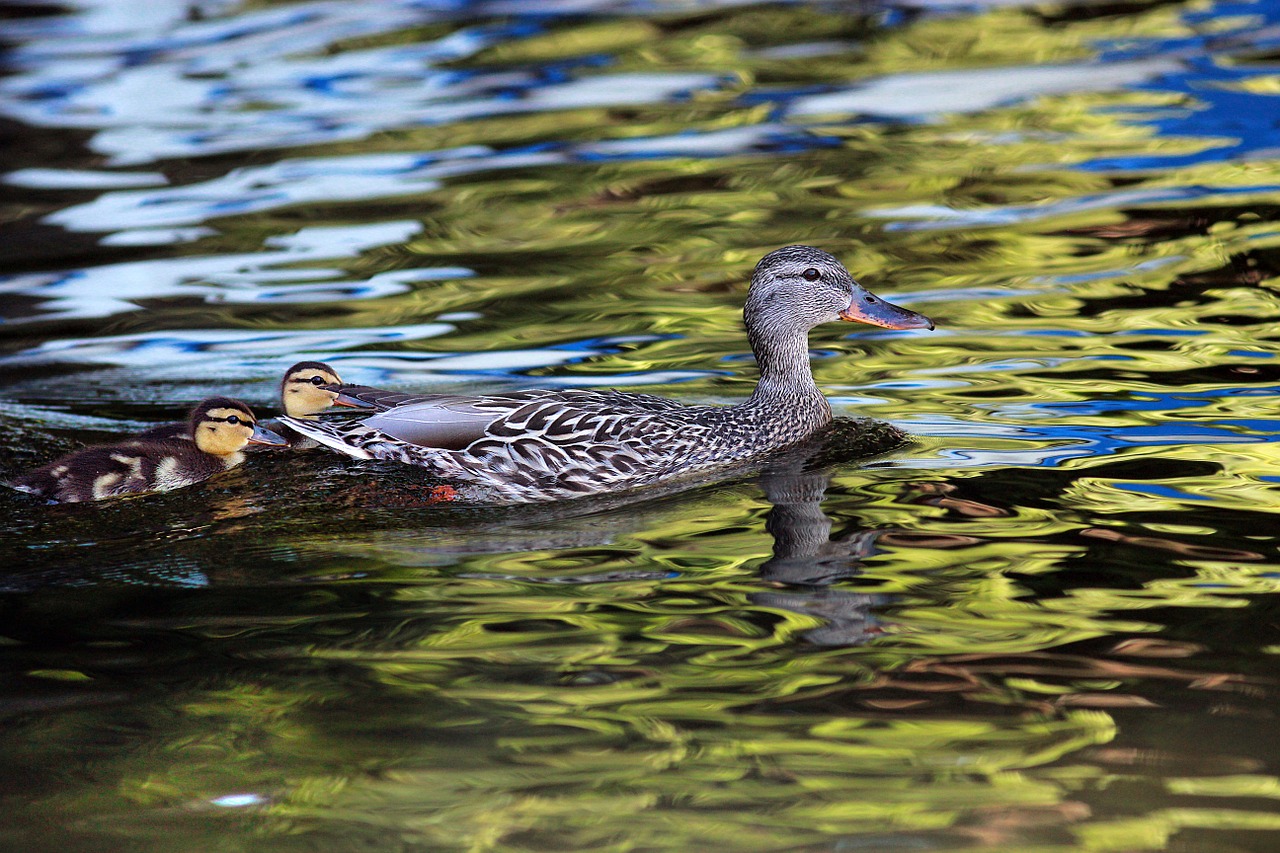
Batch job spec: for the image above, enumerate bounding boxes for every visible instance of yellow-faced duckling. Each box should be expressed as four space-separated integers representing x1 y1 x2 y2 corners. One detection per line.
139 361 343 447
11 397 286 503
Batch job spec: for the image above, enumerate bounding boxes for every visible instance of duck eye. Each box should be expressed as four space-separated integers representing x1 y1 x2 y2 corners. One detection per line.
310 376 325 386
865 296 878 304
802 268 821 281
226 415 240 425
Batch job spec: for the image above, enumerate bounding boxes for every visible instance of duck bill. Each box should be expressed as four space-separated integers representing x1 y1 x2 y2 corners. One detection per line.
330 390 377 410
839 289 934 330
248 423 289 446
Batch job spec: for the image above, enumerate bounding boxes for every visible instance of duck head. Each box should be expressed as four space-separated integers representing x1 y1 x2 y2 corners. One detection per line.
745 245 934 334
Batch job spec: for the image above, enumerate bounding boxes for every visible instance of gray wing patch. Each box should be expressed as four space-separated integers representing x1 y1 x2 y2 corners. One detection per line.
365 399 497 450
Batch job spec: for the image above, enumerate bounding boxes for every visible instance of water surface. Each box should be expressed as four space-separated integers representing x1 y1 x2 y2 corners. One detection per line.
3 0 1280 850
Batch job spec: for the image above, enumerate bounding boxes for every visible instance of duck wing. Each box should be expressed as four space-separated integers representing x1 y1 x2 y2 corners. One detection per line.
282 388 728 503
331 388 689 451
362 395 504 450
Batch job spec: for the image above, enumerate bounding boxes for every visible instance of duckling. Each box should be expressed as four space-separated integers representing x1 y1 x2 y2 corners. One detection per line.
10 397 286 503
138 361 343 447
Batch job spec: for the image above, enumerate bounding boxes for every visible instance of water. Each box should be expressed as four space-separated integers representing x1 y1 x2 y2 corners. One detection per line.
3 0 1280 849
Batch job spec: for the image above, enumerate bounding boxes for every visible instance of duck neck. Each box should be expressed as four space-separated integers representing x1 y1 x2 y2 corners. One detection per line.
744 320 831 422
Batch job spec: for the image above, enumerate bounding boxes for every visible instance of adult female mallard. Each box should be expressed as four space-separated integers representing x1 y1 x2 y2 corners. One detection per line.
12 397 286 503
282 246 934 503
139 361 343 447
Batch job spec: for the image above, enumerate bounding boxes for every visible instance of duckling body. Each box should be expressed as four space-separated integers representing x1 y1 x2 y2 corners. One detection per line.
11 397 285 503
283 246 934 504
137 361 343 447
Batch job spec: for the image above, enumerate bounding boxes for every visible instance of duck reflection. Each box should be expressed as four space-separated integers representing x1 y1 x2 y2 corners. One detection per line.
295 417 978 648
750 465 983 646
751 467 891 646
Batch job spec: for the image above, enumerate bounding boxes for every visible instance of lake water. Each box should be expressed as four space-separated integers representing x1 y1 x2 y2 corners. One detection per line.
3 0 1280 850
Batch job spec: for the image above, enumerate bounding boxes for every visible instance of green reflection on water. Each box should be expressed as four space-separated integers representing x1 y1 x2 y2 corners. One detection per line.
6 0 1280 851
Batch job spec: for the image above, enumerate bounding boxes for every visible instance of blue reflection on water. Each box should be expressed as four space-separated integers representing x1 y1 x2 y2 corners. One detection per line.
1117 482 1213 500
1082 0 1280 170
1024 386 1280 416
912 416 1268 469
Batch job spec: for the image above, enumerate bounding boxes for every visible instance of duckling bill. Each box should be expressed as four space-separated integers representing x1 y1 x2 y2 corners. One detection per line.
11 397 285 503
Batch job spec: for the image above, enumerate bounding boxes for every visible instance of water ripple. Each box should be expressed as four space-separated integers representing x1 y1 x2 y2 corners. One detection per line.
0 220 438 322
44 129 809 231
6 1 1280 848
786 58 1180 119
0 0 724 166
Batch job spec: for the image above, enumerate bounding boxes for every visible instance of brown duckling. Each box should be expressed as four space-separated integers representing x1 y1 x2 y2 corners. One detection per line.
11 397 286 503
138 361 343 447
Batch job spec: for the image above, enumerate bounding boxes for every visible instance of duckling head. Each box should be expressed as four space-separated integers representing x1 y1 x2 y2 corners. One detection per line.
280 361 343 419
190 397 287 456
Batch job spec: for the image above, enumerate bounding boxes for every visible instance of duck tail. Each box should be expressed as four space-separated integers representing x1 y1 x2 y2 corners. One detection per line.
278 417 376 460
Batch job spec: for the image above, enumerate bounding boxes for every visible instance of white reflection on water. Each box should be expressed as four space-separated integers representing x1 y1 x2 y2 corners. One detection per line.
0 221 445 322
787 59 1180 119
1 324 457 368
45 122 830 232
4 168 168 189
868 185 1280 231
0 0 723 166
3 0 240 38
100 227 218 247
45 147 542 231
89 69 721 166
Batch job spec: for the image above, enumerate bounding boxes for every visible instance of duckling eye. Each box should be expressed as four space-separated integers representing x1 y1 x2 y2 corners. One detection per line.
310 376 325 386
802 268 821 281
226 415 241 425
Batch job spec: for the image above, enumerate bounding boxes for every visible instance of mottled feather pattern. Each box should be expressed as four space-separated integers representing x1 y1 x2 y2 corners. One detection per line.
284 386 834 503
282 247 933 504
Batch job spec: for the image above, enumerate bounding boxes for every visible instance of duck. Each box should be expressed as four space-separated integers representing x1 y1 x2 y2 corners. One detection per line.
138 361 344 447
282 245 935 504
11 397 287 503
